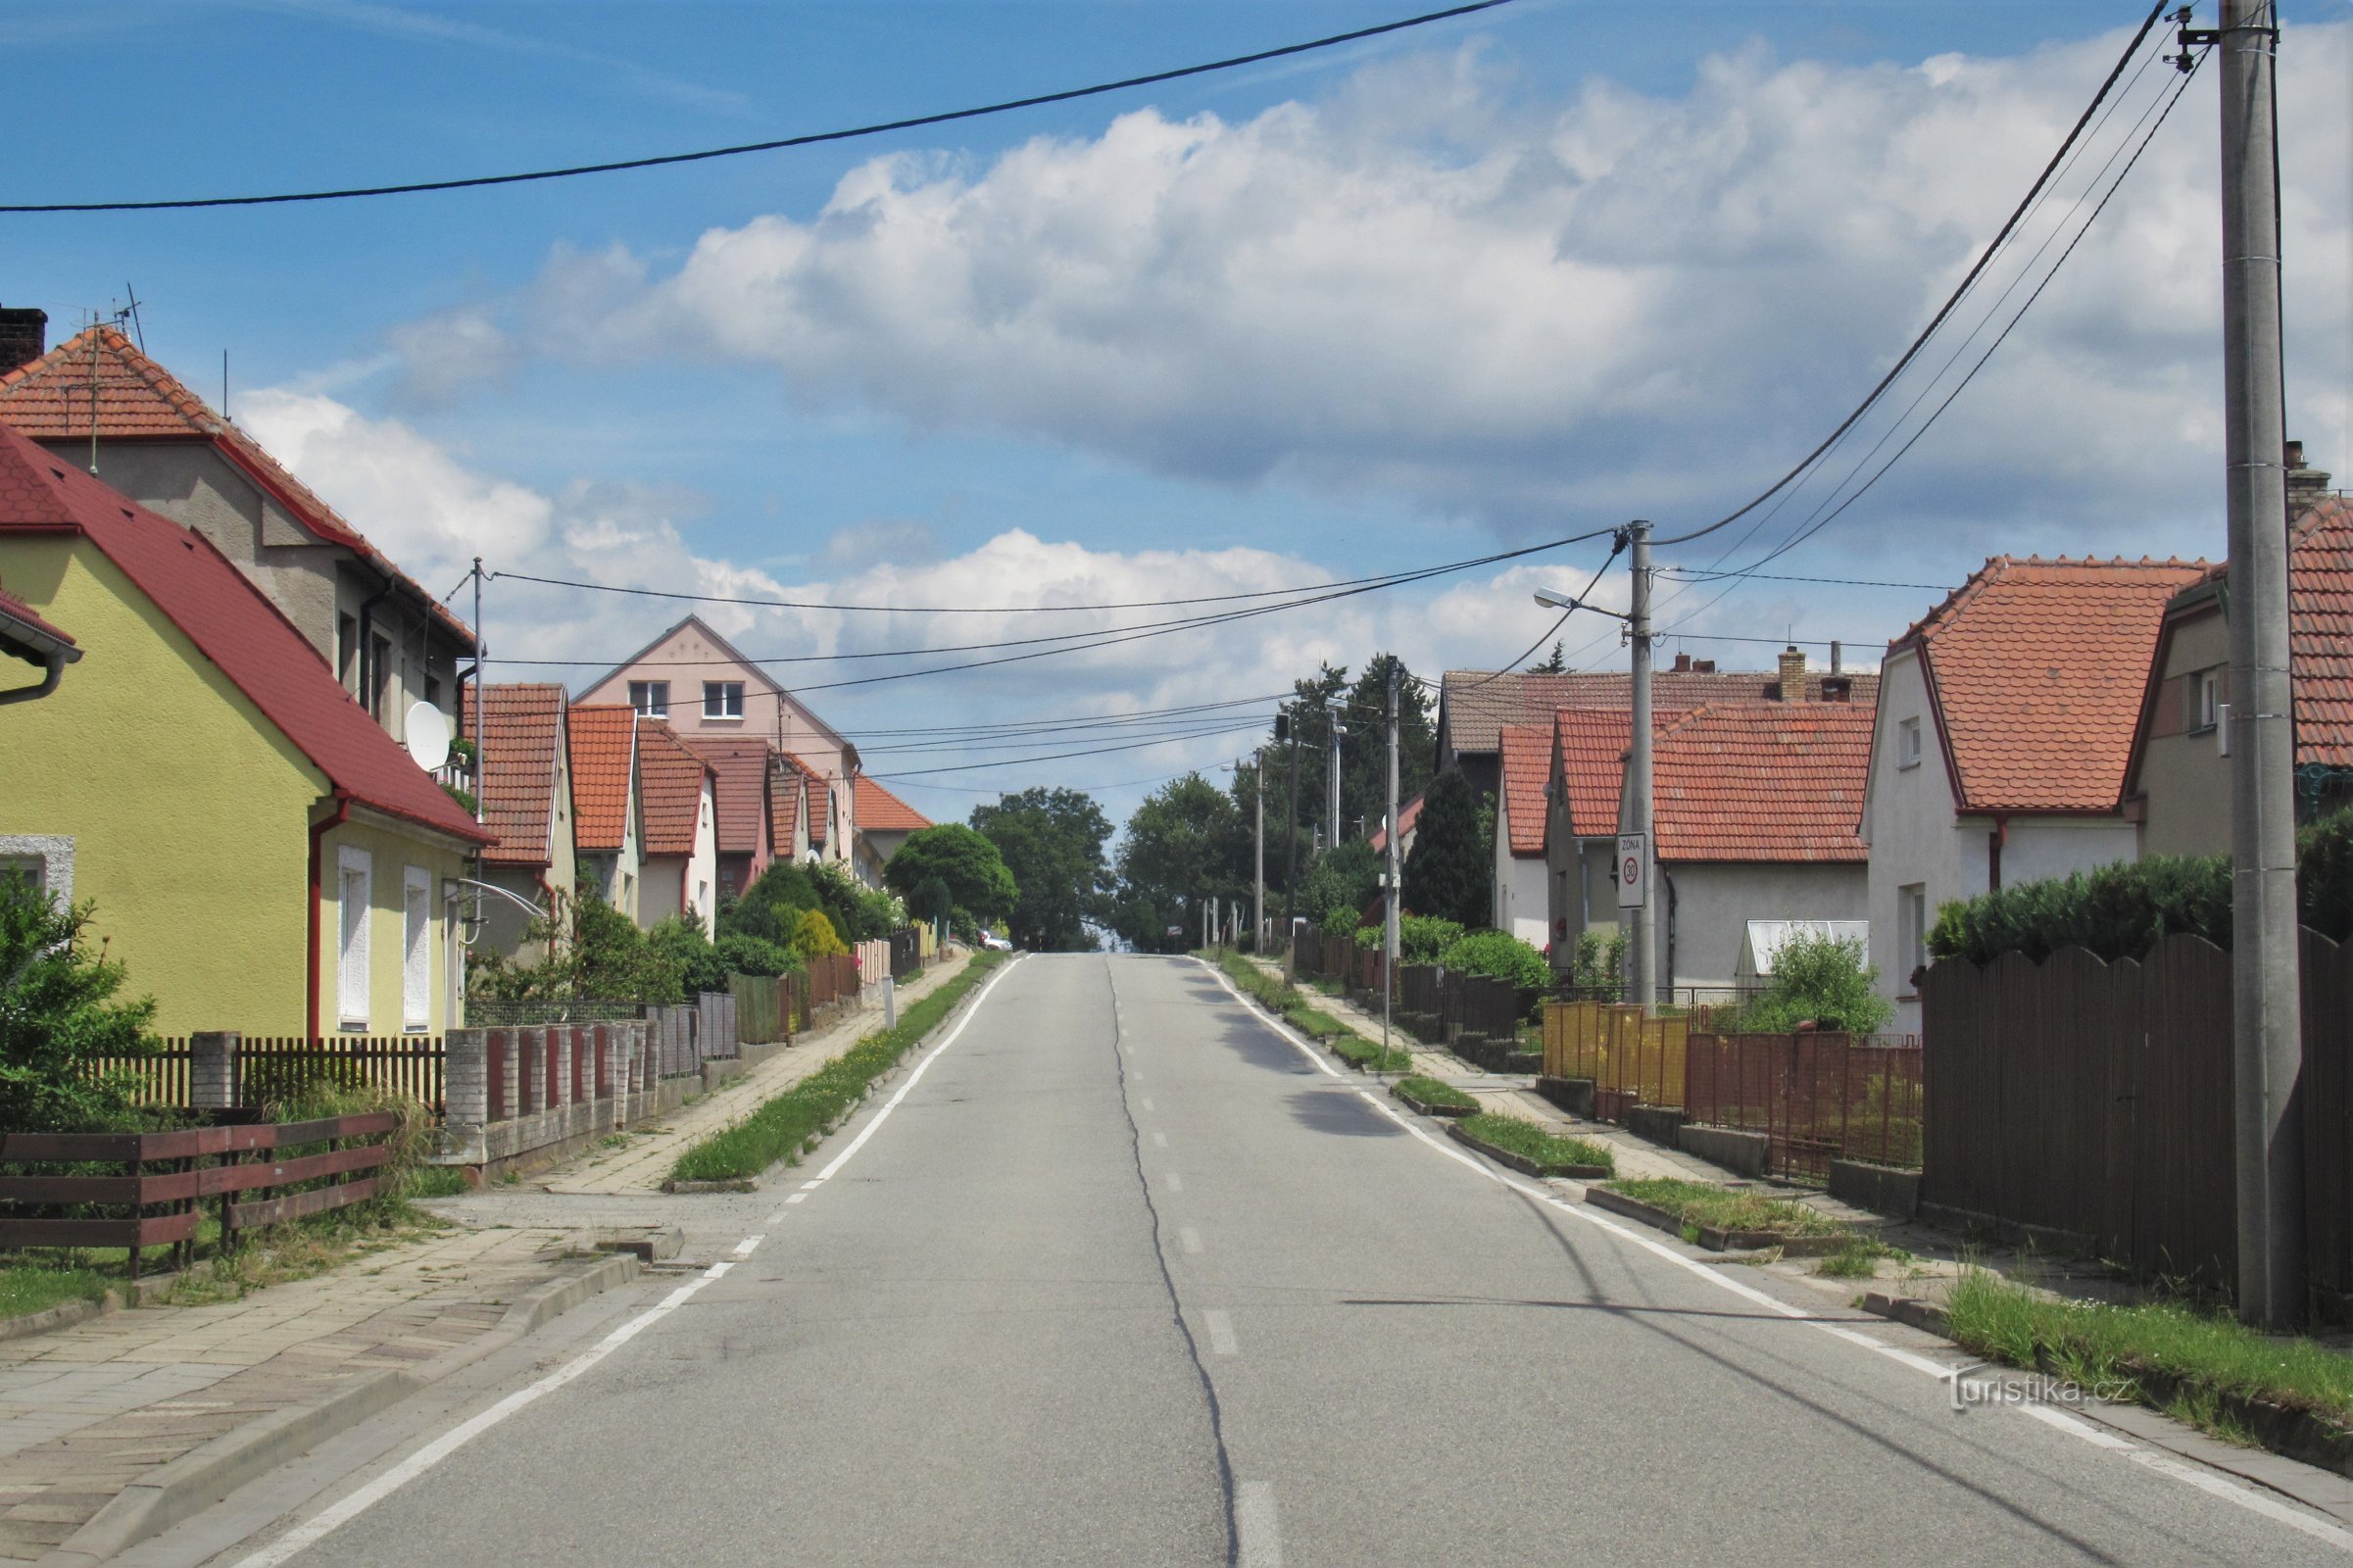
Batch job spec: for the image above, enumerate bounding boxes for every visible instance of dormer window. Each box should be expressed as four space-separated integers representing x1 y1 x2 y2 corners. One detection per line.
628 680 668 717
704 681 744 720
1897 715 1923 769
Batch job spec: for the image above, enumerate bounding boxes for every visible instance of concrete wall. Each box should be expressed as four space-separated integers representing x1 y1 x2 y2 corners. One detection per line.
1654 860 1867 992
318 811 471 1036
2133 607 2233 858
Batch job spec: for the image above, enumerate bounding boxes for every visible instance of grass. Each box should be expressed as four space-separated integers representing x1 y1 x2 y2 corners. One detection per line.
1210 951 1412 1072
1943 1265 2353 1438
1603 1176 1849 1238
1458 1112 1615 1173
1813 1236 1912 1278
0 1263 112 1321
1394 1075 1477 1111
671 951 1005 1184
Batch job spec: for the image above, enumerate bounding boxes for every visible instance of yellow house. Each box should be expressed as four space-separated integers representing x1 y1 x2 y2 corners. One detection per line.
0 424 493 1036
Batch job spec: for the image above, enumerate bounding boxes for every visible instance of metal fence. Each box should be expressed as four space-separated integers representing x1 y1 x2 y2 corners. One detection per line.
1543 1001 1691 1114
889 927 922 980
1684 1029 1923 1181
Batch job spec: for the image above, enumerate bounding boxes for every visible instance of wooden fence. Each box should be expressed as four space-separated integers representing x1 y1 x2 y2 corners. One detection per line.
1920 930 2353 1301
86 1036 446 1115
807 952 860 1012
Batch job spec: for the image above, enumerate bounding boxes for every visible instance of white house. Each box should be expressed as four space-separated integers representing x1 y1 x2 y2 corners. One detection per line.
1494 722 1552 949
1860 556 2208 1031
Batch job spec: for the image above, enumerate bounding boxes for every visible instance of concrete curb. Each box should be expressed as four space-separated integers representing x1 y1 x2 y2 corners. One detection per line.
34 1251 640 1568
1446 1119 1610 1179
0 1294 115 1344
1390 1084 1473 1119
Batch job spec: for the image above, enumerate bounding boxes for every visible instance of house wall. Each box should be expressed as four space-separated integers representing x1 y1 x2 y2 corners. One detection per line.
641 856 685 926
0 537 327 1035
1863 650 1987 1033
687 781 717 933
2133 607 2233 858
477 864 550 958
1492 787 1549 948
1651 861 1867 994
316 812 470 1036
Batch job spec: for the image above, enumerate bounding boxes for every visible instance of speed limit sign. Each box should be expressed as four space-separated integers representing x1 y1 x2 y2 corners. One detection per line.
1616 832 1647 908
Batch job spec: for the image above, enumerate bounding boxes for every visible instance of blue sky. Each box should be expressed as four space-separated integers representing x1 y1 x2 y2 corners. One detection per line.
7 1 2349 823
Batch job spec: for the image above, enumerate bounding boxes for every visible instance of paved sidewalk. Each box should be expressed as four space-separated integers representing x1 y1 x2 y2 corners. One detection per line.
543 951 973 1195
0 1223 609 1562
1237 956 1470 1079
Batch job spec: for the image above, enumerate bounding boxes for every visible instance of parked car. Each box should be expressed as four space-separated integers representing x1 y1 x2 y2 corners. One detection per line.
982 932 1013 952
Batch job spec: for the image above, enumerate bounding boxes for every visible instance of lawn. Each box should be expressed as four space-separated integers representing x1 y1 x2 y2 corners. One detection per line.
1211 951 1410 1071
1458 1112 1615 1173
0 1263 112 1322
1393 1075 1477 1111
1602 1177 1848 1238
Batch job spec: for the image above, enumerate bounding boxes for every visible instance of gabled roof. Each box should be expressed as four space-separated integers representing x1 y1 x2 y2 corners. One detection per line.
1892 555 2209 813
464 683 566 868
0 423 489 844
679 734 774 856
567 706 638 853
2290 496 2353 769
0 579 77 663
1550 709 1634 840
786 753 833 844
0 326 473 649
1366 792 1423 855
1498 722 1551 858
636 720 712 858
1652 700 1876 862
854 774 930 834
1441 666 1878 759
769 759 806 857
582 612 858 764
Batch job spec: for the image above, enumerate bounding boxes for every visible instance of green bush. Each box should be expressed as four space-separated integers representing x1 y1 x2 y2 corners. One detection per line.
1564 926 1626 989
0 878 162 1134
1398 914 1464 964
794 907 847 958
2303 807 2353 943
648 914 727 995
716 932 800 978
1439 929 1549 991
1738 932 1893 1034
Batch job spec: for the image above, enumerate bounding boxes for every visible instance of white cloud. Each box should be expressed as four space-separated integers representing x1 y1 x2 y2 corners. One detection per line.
412 23 2349 548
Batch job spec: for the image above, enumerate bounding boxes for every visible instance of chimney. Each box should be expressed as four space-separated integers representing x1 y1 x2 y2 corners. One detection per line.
0 306 45 375
2286 439 2332 522
1830 640 1842 673
1691 659 1716 674
1776 644 1806 702
1672 652 1692 673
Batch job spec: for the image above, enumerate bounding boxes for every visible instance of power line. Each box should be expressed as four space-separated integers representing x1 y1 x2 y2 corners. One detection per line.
844 690 1293 739
863 718 1273 779
4 0 1522 214
1659 568 1947 591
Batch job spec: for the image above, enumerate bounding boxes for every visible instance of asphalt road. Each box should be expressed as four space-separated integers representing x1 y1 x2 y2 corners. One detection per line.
242 955 2345 1566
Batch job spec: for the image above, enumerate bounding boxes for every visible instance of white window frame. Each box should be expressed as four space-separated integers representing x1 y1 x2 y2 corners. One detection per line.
1898 882 1928 993
402 865 432 1032
1897 716 1923 769
0 835 74 905
2189 670 2221 734
337 846 372 1031
703 681 745 720
628 680 669 717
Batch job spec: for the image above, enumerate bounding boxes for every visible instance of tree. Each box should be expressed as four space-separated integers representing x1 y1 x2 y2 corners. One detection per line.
1299 841 1380 930
1336 654 1435 855
883 824 1017 926
972 787 1113 951
0 879 160 1133
1528 641 1567 674
1109 772 1247 951
1403 767 1490 928
1739 933 1893 1034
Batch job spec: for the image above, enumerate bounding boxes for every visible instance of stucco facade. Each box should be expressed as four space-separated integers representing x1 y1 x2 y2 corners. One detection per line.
639 777 718 935
1645 861 1868 995
1491 784 1550 949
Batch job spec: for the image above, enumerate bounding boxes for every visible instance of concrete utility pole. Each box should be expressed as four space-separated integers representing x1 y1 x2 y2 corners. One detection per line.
2215 0 2302 1327
1327 709 1345 855
1627 522 1656 1010
1282 708 1301 966
1252 752 1265 953
1384 662 1400 1062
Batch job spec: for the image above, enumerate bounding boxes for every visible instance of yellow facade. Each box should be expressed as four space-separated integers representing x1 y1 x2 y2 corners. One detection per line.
0 537 469 1036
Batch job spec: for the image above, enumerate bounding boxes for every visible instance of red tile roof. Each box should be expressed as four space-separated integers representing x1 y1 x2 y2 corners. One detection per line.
1442 666 1879 758
1498 722 1551 858
0 579 76 661
679 735 774 857
463 683 566 868
769 761 805 857
567 706 637 853
1653 700 1877 861
2291 497 2353 769
854 773 930 834
1550 709 1631 840
0 326 473 649
786 754 833 844
1366 792 1423 855
1896 556 2210 812
636 721 711 858
0 424 489 844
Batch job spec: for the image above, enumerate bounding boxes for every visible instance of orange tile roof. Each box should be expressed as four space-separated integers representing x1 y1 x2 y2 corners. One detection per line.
854 773 930 833
463 683 565 868
1896 556 2210 812
1498 722 1551 858
636 721 711 858
2291 496 2353 769
0 326 473 648
1366 792 1423 855
1653 700 1877 861
786 753 833 844
679 734 774 857
1550 709 1631 840
769 761 805 856
567 706 637 853
1442 666 1878 758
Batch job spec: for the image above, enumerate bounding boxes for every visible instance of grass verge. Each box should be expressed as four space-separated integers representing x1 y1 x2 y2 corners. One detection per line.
1813 1236 1912 1278
671 952 1005 1185
1394 1075 1477 1111
1943 1265 2353 1441
0 1263 111 1322
1603 1177 1847 1239
1209 951 1412 1072
1458 1112 1615 1173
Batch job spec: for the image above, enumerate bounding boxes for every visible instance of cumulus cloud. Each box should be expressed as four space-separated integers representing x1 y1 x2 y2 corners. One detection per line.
398 23 2349 550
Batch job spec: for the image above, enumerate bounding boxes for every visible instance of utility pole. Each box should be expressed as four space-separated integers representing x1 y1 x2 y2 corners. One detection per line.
2212 0 2302 1327
470 557 485 827
1252 752 1265 954
1327 707 1345 855
1384 662 1400 1065
1282 707 1300 967
1628 522 1655 1010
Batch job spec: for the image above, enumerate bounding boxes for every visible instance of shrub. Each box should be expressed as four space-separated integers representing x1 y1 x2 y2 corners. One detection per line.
1928 855 2232 966
1322 900 1364 938
648 915 727 996
793 907 848 958
716 932 799 978
1738 932 1893 1034
0 878 162 1133
1399 914 1464 964
1439 929 1549 991
1300 843 1381 928
1565 926 1626 990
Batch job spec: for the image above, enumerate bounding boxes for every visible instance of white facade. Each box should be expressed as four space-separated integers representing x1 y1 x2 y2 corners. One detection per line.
1646 862 1868 995
1492 785 1550 949
640 777 719 938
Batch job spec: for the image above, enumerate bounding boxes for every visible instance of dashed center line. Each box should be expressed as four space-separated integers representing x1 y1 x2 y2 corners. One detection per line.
1203 1309 1239 1356
1179 1227 1203 1254
784 1193 808 1204
1237 1481 1283 1567
731 1235 763 1257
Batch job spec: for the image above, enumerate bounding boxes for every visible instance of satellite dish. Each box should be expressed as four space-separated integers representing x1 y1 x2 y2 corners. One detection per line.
405 702 452 771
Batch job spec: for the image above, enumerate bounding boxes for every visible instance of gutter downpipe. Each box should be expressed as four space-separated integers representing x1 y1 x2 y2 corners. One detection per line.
0 650 69 707
355 573 394 719
307 791 355 1041
1988 811 2010 893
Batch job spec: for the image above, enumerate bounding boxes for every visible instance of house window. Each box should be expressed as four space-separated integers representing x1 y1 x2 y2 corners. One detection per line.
704 681 745 719
1897 716 1923 769
0 836 73 905
402 866 431 1032
369 634 393 720
628 680 668 717
337 847 372 1031
2187 670 2221 734
1898 883 1928 993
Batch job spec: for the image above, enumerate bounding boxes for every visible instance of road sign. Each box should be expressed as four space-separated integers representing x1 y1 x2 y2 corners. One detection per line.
1616 833 1647 908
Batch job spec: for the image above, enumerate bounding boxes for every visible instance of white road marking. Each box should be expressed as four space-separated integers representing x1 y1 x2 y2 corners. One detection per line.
1141 1098 1155 1111
800 1180 822 1191
1203 1309 1239 1356
1236 1480 1283 1567
815 958 1023 1182
231 1260 738 1568
1179 1226 1203 1254
1164 1171 1184 1193
763 1208 790 1225
1152 1131 1169 1150
241 958 1029 1565
1194 958 2353 1551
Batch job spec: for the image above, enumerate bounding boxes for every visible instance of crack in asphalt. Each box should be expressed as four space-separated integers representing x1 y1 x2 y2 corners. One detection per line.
1103 956 1242 1567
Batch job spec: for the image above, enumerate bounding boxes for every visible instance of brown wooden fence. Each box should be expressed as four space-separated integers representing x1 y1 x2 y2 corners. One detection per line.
85 1036 446 1115
807 953 860 1012
1685 1029 1923 1180
1920 930 2353 1301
